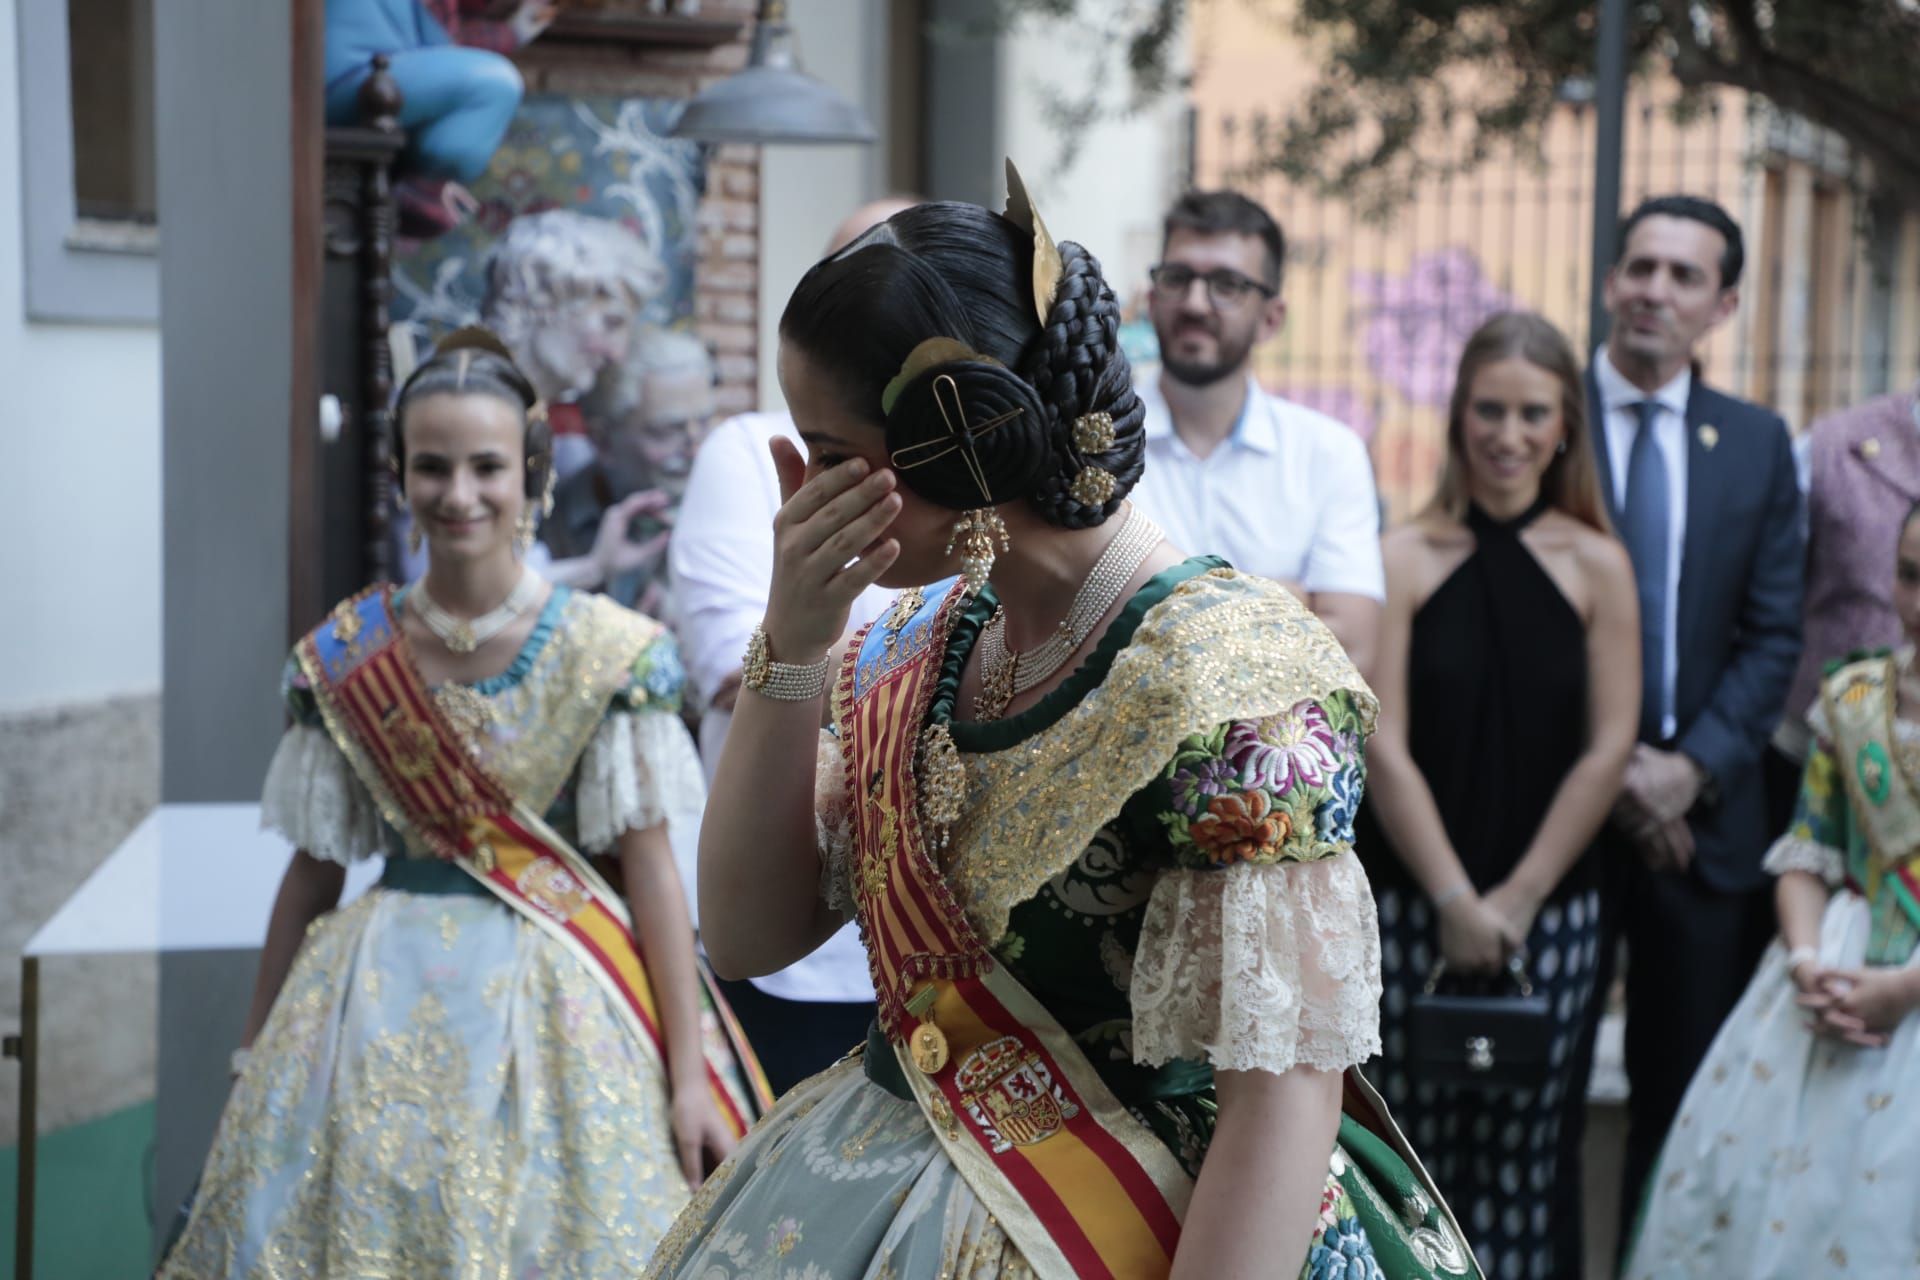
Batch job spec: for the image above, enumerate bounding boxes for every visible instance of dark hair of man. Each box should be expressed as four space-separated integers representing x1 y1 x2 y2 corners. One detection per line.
1161 190 1286 291
780 201 1145 530
393 342 552 502
1616 195 1745 290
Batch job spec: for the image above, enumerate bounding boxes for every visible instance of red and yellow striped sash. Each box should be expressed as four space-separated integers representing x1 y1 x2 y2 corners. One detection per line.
838 583 1190 1277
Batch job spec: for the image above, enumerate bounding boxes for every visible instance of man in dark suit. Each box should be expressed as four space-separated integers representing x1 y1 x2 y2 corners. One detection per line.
1579 195 1804 1229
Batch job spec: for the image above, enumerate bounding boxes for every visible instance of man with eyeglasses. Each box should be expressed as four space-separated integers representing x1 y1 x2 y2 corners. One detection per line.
1129 191 1384 670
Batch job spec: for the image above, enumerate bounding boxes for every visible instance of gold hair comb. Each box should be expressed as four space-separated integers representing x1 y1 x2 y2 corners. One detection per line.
1002 160 1064 324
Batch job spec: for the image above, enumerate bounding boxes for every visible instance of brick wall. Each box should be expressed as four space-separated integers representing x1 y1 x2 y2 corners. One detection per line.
518 2 762 415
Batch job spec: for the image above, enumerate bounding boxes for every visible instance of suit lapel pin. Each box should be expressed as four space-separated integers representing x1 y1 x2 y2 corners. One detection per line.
1861 436 1883 460
1698 424 1719 451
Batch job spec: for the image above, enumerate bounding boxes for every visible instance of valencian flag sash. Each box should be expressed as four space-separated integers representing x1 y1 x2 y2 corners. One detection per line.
1822 653 1920 930
837 581 1191 1278
297 586 772 1135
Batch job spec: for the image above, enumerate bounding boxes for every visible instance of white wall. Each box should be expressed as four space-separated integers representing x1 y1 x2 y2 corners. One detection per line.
0 0 164 713
1000 14 1188 315
757 0 892 410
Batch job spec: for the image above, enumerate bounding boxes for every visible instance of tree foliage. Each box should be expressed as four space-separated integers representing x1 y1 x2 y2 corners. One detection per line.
996 0 1920 210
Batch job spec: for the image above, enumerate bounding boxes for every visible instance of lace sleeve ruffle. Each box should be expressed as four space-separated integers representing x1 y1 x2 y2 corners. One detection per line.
1131 848 1382 1074
817 730 858 917
260 724 385 865
575 708 707 854
1761 834 1845 886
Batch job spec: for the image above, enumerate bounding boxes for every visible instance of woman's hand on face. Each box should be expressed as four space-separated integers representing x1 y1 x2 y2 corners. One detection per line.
1437 893 1514 976
763 435 901 660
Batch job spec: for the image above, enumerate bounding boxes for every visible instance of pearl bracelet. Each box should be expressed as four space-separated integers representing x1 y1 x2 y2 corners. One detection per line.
1432 879 1473 908
742 625 830 702
1786 945 1820 974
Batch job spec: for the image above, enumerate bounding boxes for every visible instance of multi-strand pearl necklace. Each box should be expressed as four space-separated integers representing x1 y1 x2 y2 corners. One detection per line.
411 567 544 654
973 508 1163 720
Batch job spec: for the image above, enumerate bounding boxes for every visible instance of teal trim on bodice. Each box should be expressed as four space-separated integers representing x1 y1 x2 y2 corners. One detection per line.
391 582 573 695
378 857 497 898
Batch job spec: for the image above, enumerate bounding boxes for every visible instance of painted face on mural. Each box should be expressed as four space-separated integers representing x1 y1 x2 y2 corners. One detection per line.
401 392 531 563
1604 215 1738 381
595 365 716 501
1148 229 1284 388
1459 355 1566 510
524 287 636 402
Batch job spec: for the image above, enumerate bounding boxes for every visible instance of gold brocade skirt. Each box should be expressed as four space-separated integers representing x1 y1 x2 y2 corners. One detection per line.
159 886 691 1280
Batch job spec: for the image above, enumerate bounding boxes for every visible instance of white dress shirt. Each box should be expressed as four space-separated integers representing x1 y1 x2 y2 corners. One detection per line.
1594 347 1691 741
1128 371 1386 601
668 411 891 1005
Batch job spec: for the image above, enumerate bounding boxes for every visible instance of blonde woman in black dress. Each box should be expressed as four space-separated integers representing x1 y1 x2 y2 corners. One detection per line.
1359 312 1641 1279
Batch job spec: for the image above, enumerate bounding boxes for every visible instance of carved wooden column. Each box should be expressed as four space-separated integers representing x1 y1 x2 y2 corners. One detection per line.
355 58 402 584
320 57 405 599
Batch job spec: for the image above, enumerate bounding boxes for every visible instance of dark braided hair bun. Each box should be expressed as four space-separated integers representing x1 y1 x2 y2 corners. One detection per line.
882 355 1051 510
780 201 1142 527
1020 240 1144 529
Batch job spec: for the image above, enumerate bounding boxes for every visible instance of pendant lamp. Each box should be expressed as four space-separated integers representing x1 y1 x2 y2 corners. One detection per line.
670 0 876 145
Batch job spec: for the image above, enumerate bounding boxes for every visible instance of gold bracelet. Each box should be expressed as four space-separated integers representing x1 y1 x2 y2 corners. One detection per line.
742 624 830 701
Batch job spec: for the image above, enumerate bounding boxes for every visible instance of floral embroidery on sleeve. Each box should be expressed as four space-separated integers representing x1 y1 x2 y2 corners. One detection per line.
1790 740 1846 851
1155 692 1368 870
613 631 687 715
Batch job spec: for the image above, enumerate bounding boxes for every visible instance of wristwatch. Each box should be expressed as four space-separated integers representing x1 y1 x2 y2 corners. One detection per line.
742 625 830 701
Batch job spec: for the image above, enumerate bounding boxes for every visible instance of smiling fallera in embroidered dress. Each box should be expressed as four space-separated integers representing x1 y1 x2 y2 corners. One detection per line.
158 585 755 1280
646 562 1482 1280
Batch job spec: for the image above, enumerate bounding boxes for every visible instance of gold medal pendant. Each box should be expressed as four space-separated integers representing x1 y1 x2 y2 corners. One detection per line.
911 1022 950 1075
905 985 950 1075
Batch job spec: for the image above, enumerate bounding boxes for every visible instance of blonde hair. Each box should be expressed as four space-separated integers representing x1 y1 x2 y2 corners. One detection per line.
1425 311 1611 534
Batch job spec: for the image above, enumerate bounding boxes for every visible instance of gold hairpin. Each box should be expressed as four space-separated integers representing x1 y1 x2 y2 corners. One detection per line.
1071 411 1115 454
888 373 1022 505
1069 465 1116 506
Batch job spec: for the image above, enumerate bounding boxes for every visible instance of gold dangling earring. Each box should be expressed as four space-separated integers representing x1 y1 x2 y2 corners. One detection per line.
517 467 554 558
408 521 423 556
945 508 1009 598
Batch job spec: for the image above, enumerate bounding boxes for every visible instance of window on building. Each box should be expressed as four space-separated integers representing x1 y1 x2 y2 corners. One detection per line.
67 0 158 232
17 0 158 321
